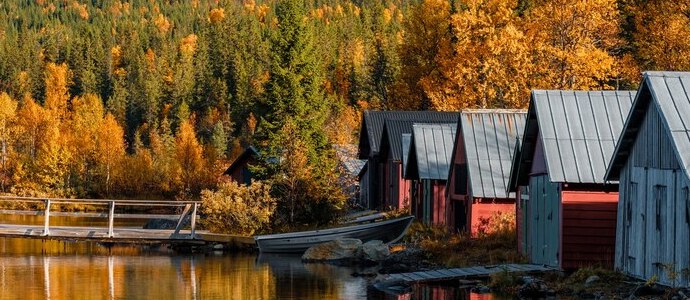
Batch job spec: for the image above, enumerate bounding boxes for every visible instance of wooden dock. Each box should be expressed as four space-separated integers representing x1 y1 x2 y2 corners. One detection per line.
378 264 557 286
0 196 256 248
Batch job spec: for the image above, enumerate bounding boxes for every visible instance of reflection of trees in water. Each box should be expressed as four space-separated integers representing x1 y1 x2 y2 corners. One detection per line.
0 241 380 299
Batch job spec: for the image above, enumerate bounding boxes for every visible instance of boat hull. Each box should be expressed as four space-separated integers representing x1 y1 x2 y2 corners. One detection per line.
254 216 414 253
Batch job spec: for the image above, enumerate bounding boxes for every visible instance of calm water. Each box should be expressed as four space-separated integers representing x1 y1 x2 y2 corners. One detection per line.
0 215 495 299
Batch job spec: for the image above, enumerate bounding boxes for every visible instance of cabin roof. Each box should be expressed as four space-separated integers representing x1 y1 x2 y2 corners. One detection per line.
380 118 459 161
333 144 366 177
223 146 259 175
405 123 457 180
508 90 636 189
606 71 690 181
358 111 460 158
456 109 526 199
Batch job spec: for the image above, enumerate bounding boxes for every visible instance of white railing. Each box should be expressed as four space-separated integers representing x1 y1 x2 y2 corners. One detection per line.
0 196 200 239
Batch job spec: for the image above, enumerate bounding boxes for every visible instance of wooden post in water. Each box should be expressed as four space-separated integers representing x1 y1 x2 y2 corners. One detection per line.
107 201 115 238
190 203 197 239
43 199 51 236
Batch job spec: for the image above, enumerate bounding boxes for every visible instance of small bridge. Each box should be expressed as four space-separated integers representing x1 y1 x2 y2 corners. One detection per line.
0 196 254 247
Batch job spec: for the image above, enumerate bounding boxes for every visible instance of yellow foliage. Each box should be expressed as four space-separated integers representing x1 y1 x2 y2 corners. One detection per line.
70 1 89 20
175 120 204 191
153 14 171 34
44 62 71 117
95 114 126 195
180 34 198 56
632 1 690 71
201 180 277 235
525 0 621 90
425 0 531 110
209 8 225 24
111 45 122 69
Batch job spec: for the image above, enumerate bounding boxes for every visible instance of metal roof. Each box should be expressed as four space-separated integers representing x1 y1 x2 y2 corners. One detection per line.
333 144 366 177
380 118 460 161
509 90 636 187
401 133 411 178
407 123 457 180
606 71 690 181
459 110 526 198
358 111 460 158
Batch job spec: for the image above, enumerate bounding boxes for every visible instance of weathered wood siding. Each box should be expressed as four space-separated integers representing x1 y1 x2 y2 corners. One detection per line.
417 180 448 228
561 191 617 269
616 105 690 286
517 186 530 255
527 174 561 267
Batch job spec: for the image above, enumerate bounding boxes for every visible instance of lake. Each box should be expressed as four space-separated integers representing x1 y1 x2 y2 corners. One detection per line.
0 215 494 299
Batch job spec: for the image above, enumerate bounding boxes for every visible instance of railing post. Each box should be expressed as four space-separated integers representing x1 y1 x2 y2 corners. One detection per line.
43 199 51 236
190 203 197 239
107 201 115 238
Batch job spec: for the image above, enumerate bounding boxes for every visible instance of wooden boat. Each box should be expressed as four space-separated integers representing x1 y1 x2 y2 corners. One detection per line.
254 215 414 253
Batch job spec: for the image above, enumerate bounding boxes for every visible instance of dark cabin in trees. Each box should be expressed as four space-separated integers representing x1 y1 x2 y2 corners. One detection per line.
605 72 690 286
446 110 526 235
223 146 259 185
357 111 459 211
508 90 635 269
404 123 457 228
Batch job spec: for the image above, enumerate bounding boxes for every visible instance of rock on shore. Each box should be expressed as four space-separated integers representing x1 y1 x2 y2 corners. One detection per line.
301 239 390 264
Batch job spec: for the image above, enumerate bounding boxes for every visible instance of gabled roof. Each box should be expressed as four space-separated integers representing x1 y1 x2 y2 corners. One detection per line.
333 144 366 177
509 90 636 189
223 146 259 175
456 109 526 199
379 118 460 161
401 133 412 178
357 111 460 158
405 123 457 180
606 71 690 181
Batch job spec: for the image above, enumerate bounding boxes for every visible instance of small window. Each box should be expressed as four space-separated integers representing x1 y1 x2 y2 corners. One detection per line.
454 164 468 195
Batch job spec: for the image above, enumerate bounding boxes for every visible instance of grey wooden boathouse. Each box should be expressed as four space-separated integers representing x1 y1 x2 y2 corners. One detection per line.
605 71 690 286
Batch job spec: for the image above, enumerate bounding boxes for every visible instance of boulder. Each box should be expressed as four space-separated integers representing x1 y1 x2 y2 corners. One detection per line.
302 239 362 262
361 240 390 262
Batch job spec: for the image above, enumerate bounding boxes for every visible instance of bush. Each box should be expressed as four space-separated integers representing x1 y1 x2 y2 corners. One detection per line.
200 180 276 235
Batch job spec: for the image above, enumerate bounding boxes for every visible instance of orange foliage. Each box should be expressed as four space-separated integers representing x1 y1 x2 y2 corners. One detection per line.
44 63 71 118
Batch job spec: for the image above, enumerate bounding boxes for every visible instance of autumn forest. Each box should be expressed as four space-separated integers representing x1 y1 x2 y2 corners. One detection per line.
0 0 688 227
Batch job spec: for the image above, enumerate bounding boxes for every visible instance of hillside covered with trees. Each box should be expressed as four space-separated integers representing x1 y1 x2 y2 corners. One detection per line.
0 0 687 227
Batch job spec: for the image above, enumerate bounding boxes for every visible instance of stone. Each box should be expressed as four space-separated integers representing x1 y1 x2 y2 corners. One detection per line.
585 275 600 287
361 240 390 262
302 239 362 262
518 278 550 298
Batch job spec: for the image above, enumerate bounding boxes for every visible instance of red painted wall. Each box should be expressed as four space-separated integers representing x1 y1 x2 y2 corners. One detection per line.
561 190 618 269
433 182 447 226
469 200 514 236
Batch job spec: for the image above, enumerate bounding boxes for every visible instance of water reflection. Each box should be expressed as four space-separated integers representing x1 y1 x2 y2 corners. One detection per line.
0 237 374 299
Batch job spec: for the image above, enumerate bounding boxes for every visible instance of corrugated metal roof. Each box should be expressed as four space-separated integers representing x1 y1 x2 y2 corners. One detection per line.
333 144 366 177
606 71 690 181
460 110 526 198
358 111 460 158
381 119 460 161
408 123 457 180
401 133 411 178
510 90 636 187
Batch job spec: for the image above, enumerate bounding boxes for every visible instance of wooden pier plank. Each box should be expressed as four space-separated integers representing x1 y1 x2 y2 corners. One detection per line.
377 264 558 288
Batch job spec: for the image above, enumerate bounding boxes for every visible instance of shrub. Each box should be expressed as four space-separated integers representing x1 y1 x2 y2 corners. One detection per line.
201 180 276 235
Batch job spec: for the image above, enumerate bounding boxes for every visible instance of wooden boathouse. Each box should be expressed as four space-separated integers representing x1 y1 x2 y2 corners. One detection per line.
508 90 635 269
223 146 259 185
357 111 459 211
605 71 690 286
446 110 526 234
404 123 457 227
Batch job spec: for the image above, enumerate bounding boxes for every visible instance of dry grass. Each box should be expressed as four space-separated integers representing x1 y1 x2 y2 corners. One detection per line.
405 220 525 268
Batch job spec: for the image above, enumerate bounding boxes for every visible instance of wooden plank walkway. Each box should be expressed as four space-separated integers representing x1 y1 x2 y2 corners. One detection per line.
381 264 557 284
0 223 207 244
